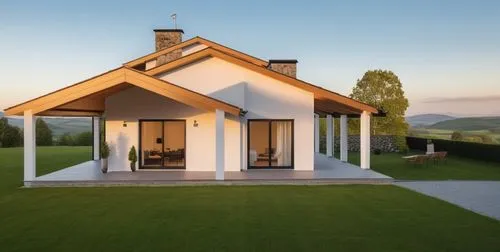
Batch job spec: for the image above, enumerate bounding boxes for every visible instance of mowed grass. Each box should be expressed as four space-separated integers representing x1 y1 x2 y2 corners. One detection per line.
342 151 500 180
0 147 500 251
0 146 91 191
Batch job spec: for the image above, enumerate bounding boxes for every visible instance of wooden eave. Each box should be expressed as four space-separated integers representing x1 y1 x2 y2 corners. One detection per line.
3 67 242 117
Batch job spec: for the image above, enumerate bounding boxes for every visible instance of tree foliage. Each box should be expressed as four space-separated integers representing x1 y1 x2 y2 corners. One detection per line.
348 70 409 136
0 118 6 147
451 131 464 141
74 131 92 146
57 133 74 146
56 131 92 146
36 118 53 146
2 124 23 147
479 135 494 144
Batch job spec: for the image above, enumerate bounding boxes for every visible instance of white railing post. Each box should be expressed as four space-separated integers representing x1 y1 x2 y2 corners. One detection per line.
360 111 371 169
215 109 225 180
340 115 348 162
314 114 320 153
326 114 333 157
24 110 36 183
93 117 100 160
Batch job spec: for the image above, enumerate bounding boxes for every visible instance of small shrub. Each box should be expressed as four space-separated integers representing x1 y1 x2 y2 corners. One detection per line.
101 142 110 159
373 149 382 155
128 146 137 163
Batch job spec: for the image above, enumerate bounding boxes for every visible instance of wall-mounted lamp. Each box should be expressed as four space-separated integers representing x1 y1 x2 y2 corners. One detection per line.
193 120 199 127
123 121 128 127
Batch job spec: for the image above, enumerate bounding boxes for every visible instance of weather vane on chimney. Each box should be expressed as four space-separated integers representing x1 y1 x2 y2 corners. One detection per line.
171 13 177 29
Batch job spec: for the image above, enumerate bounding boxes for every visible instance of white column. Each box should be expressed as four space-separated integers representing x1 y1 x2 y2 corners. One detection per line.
326 114 333 157
93 117 100 160
360 111 371 169
314 114 319 153
24 110 36 182
215 109 225 180
340 115 348 162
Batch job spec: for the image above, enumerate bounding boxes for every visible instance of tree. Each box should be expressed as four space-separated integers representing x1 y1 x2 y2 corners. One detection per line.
58 133 74 146
479 135 494 144
348 70 409 136
74 131 92 146
2 124 22 147
36 118 53 146
0 118 7 147
451 131 464 141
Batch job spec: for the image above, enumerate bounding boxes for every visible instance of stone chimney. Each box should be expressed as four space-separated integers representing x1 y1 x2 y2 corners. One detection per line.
267 59 298 78
154 29 184 66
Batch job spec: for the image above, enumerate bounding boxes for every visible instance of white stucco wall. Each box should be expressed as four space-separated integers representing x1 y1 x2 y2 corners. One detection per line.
182 43 208 56
105 87 241 172
158 57 314 170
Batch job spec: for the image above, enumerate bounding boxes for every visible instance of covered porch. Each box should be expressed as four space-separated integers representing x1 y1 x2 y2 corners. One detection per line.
5 63 381 187
29 153 391 186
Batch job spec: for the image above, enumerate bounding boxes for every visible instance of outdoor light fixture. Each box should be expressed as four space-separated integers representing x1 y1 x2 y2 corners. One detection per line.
193 120 199 127
123 121 127 127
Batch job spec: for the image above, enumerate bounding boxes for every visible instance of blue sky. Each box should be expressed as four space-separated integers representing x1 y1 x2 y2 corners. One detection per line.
1 0 499 116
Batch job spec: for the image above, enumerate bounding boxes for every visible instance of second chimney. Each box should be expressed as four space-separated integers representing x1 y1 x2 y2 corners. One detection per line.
154 29 184 66
267 59 298 78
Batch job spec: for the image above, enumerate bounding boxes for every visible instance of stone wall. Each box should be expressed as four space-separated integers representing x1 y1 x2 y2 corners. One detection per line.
154 30 183 66
320 135 401 153
268 62 297 78
155 31 182 51
156 50 182 66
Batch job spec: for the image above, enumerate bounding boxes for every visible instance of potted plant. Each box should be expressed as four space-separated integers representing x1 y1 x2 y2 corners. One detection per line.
101 142 110 173
426 139 434 154
128 146 137 172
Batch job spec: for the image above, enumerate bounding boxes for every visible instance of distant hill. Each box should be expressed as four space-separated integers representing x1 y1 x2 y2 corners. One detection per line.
406 114 456 127
429 117 500 131
1 112 91 136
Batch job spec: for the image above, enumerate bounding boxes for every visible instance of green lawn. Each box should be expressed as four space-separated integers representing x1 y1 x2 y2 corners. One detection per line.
340 151 500 180
0 147 500 251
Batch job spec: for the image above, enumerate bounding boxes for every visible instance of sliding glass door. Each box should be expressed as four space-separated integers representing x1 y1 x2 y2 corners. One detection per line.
139 120 186 169
248 120 293 169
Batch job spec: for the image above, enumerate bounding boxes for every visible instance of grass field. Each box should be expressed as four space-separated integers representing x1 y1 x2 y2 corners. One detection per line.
341 151 500 180
0 147 499 251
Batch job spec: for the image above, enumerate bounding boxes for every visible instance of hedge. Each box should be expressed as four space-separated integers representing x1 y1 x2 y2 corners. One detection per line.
406 137 500 163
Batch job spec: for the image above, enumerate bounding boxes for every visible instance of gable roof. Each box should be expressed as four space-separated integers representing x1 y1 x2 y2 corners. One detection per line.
124 36 268 68
5 34 378 117
3 67 242 117
144 47 378 114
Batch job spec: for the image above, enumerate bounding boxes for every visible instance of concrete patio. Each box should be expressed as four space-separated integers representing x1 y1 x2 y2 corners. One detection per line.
397 181 500 221
29 153 391 186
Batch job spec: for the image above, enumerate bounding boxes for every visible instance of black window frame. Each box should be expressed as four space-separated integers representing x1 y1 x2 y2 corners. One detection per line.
247 119 294 169
138 119 187 170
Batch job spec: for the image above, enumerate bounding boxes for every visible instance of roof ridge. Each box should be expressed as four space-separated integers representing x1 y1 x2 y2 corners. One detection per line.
123 36 268 68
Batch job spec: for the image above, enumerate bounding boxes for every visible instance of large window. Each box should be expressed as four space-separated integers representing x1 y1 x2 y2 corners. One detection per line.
248 120 293 169
139 120 186 169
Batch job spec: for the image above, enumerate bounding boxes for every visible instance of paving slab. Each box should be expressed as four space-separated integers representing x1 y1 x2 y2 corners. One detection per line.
396 181 500 221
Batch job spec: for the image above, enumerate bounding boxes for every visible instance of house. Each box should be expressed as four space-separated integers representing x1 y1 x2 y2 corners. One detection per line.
4 28 379 184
